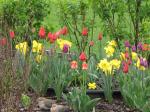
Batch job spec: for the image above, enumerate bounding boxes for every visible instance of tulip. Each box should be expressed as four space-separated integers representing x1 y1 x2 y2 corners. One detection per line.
123 62 129 73
62 44 69 53
98 33 103 40
0 38 7 46
39 27 45 38
82 62 88 70
89 41 94 46
9 31 15 39
61 26 68 35
124 40 130 48
132 45 136 52
79 52 87 62
70 61 78 69
137 42 142 50
82 27 88 36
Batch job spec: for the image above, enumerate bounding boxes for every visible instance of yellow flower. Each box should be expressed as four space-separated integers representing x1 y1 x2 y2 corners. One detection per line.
57 39 72 50
110 59 121 70
32 40 43 53
15 42 28 55
131 52 138 61
88 82 96 89
97 59 112 74
120 52 125 60
35 55 42 63
108 40 117 47
136 58 145 71
104 45 115 57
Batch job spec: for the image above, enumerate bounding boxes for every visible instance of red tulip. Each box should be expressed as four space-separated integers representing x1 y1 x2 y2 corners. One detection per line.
125 52 129 59
127 59 132 65
82 27 88 36
89 41 94 46
123 62 129 74
47 32 57 43
9 31 15 39
79 52 87 62
39 27 45 38
0 38 7 46
61 26 68 35
82 62 88 70
98 33 103 40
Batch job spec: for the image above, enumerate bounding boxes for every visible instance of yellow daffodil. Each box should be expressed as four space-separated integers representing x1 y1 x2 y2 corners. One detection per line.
136 58 145 71
104 45 115 57
108 40 117 47
110 59 121 70
97 59 112 75
15 42 28 55
57 39 72 50
131 52 138 61
120 52 126 60
32 40 43 53
35 55 42 63
88 82 96 89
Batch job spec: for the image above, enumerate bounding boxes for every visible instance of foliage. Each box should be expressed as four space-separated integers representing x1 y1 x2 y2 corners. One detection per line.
21 94 31 108
63 88 100 112
118 69 150 112
47 53 70 101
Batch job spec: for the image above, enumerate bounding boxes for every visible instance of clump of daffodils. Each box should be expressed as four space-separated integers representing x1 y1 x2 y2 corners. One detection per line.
32 40 43 53
57 39 72 53
97 58 121 75
104 40 117 57
32 40 44 63
15 41 28 55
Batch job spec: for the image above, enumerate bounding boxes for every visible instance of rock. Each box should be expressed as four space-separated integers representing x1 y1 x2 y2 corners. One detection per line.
37 97 56 110
50 104 70 112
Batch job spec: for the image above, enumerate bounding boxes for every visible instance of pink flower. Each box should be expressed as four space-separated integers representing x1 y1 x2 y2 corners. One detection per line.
82 62 88 70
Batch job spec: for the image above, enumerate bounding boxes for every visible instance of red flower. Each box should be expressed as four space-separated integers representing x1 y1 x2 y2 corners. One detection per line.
98 33 103 40
123 62 129 74
125 52 129 59
9 31 15 39
82 62 88 70
127 59 132 65
48 32 57 43
71 61 78 69
79 52 87 62
0 38 7 46
82 27 88 36
61 26 68 35
39 27 46 38
89 41 94 46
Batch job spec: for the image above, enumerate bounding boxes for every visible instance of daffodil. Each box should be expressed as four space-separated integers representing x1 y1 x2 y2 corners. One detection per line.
88 82 96 89
110 59 121 70
120 52 126 60
97 59 112 75
32 40 43 53
15 42 28 55
57 39 72 50
35 55 42 63
136 58 145 71
108 40 117 47
131 52 138 61
104 45 115 57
